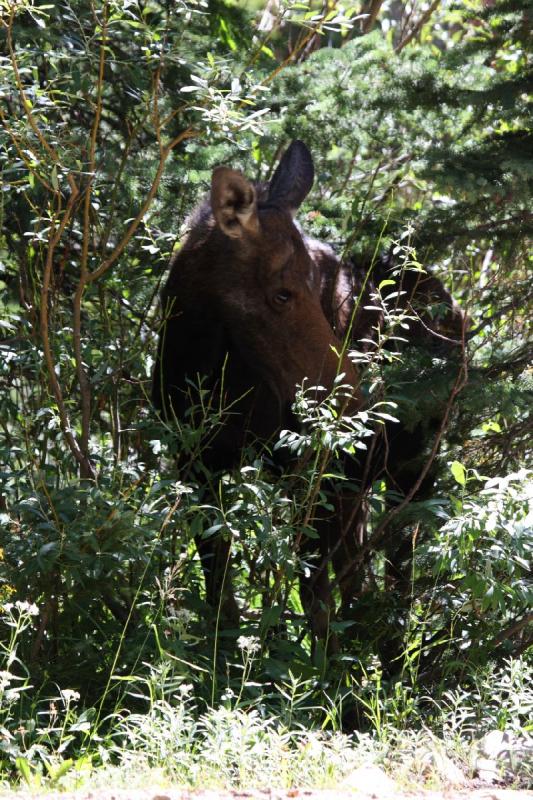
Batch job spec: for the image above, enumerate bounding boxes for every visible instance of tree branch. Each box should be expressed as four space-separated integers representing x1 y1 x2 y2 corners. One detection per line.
395 0 440 54
493 612 533 648
332 312 470 593
361 0 384 34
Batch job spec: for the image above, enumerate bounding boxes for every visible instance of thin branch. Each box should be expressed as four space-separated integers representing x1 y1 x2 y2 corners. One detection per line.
4 9 78 197
86 128 197 284
361 0 384 34
406 301 464 345
5 4 89 476
440 211 533 240
40 184 95 477
332 312 469 594
0 108 54 193
73 3 109 476
259 22 332 88
466 292 533 340
493 612 533 648
395 0 440 53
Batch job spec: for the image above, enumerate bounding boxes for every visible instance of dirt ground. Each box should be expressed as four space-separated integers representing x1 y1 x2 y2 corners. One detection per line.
4 787 533 800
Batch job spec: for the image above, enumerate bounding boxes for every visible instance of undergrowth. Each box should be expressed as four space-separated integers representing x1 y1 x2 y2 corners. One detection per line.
1 0 532 791
1 599 531 791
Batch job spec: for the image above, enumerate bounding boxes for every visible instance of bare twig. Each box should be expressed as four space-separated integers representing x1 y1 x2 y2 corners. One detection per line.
4 9 78 194
4 8 94 475
73 3 109 477
395 0 440 53
361 0 384 34
0 108 54 193
332 311 469 593
40 184 95 476
493 612 533 648
86 128 197 285
406 301 464 345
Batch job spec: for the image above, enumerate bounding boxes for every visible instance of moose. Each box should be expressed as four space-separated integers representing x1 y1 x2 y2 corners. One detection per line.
153 141 466 659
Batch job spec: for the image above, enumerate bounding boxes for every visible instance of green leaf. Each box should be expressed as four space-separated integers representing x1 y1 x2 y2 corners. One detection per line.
450 460 467 486
46 758 73 784
16 758 35 787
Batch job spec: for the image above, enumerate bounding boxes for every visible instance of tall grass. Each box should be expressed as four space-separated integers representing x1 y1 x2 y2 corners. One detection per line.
1 599 531 790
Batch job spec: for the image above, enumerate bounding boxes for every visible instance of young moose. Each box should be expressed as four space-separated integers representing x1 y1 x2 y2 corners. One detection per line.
153 141 465 654
153 141 362 639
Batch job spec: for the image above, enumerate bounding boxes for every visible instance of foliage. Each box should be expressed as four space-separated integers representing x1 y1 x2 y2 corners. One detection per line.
424 469 533 665
1 610 531 789
0 0 531 787
0 601 94 787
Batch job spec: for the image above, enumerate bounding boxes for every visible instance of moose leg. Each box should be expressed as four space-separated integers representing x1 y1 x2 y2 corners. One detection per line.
195 534 240 626
298 531 339 655
375 519 415 677
378 454 438 676
318 489 368 622
332 496 368 618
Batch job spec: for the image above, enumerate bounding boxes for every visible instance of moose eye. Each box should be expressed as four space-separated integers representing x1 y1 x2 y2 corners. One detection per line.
274 289 292 306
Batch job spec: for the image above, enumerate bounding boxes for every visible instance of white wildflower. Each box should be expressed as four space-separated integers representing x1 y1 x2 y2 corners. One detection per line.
237 635 261 655
60 689 80 704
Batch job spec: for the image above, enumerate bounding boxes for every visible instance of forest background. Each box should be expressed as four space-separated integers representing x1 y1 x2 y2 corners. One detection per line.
0 0 531 791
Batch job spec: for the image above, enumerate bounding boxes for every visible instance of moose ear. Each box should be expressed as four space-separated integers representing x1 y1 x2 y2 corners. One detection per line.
211 167 259 239
267 140 314 214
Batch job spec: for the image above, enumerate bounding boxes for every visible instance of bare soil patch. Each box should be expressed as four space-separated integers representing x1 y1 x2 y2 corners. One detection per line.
4 787 533 800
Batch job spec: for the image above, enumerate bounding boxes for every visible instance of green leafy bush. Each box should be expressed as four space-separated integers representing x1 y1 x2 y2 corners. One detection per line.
0 1 531 783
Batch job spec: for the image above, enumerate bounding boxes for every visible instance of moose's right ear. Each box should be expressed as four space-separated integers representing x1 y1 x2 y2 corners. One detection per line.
267 140 314 214
211 167 259 239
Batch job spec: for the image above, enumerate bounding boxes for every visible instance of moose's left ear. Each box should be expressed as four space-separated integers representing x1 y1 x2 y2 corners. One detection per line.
211 167 259 239
267 140 314 214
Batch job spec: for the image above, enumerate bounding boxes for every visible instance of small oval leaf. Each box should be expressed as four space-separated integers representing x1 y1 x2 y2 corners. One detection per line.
450 460 466 486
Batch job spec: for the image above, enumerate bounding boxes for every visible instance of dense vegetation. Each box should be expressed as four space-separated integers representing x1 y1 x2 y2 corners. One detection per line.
0 0 531 788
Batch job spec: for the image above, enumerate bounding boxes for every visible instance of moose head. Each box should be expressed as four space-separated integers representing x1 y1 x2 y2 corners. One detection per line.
153 141 361 466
